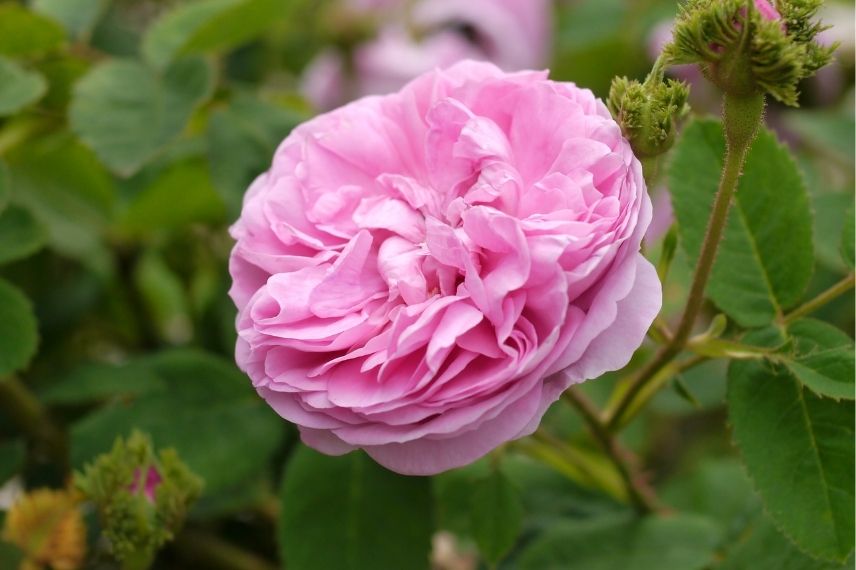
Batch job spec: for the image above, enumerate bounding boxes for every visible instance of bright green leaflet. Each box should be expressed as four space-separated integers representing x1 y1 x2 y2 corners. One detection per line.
782 319 855 401
279 447 434 570
729 341 855 561
669 119 815 327
0 58 47 117
69 57 214 176
0 279 39 376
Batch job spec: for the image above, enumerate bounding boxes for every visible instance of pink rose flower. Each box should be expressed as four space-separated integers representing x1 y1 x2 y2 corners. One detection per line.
230 61 661 475
302 0 552 110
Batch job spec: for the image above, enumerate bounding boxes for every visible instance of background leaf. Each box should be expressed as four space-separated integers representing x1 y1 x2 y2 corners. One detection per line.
728 343 855 561
279 446 434 570
518 513 719 570
841 206 854 269
0 58 47 117
0 205 47 266
143 0 284 70
0 4 64 56
669 120 815 327
470 468 524 565
32 0 107 39
69 57 214 175
71 350 284 494
0 279 39 376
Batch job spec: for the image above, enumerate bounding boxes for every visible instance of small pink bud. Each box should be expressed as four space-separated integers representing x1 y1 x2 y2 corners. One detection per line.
130 467 163 503
754 0 782 22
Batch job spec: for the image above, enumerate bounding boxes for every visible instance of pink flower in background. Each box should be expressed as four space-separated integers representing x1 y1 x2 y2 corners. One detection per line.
231 61 660 475
302 0 552 110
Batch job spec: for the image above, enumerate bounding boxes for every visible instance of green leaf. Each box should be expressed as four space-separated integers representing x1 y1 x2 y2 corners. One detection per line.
719 513 853 570
37 56 89 111
841 205 854 269
518 513 719 570
132 249 192 344
279 446 433 570
120 159 225 234
207 93 302 216
7 133 114 271
470 469 524 565
669 120 815 327
0 205 47 265
0 439 25 484
0 279 38 376
69 57 214 176
41 362 165 405
728 343 855 561
780 319 855 401
0 161 8 214
142 0 284 70
32 0 107 39
0 4 64 57
0 57 47 117
71 350 284 494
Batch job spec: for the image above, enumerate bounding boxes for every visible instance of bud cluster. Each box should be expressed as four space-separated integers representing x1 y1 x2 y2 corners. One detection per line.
75 431 202 569
666 0 835 105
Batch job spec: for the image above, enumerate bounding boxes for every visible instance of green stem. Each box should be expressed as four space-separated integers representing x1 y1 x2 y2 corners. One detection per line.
562 390 660 514
606 92 765 431
782 273 855 325
0 376 68 473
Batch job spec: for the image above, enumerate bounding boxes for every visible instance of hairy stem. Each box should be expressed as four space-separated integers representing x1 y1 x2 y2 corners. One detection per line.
562 390 660 514
606 92 765 431
782 273 855 325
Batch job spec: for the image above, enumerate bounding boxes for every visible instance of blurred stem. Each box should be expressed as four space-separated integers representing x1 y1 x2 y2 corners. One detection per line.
605 93 765 432
173 529 278 570
781 273 855 325
0 375 68 474
561 390 660 514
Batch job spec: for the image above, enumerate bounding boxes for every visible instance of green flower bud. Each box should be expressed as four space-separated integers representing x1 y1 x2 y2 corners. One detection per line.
608 74 690 158
666 0 836 106
75 432 202 570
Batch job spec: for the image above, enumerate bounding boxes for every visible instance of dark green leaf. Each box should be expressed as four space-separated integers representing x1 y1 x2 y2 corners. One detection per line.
728 344 855 561
71 350 283 494
842 205 854 269
142 0 284 70
0 161 8 214
0 205 47 265
279 446 433 570
0 57 47 117
470 469 524 565
7 133 114 272
41 362 165 405
132 249 192 344
782 319 855 400
120 159 225 234
32 0 107 39
0 279 38 376
518 513 719 570
669 120 814 327
719 513 853 570
207 93 302 216
0 4 64 56
0 439 25 484
69 57 214 176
